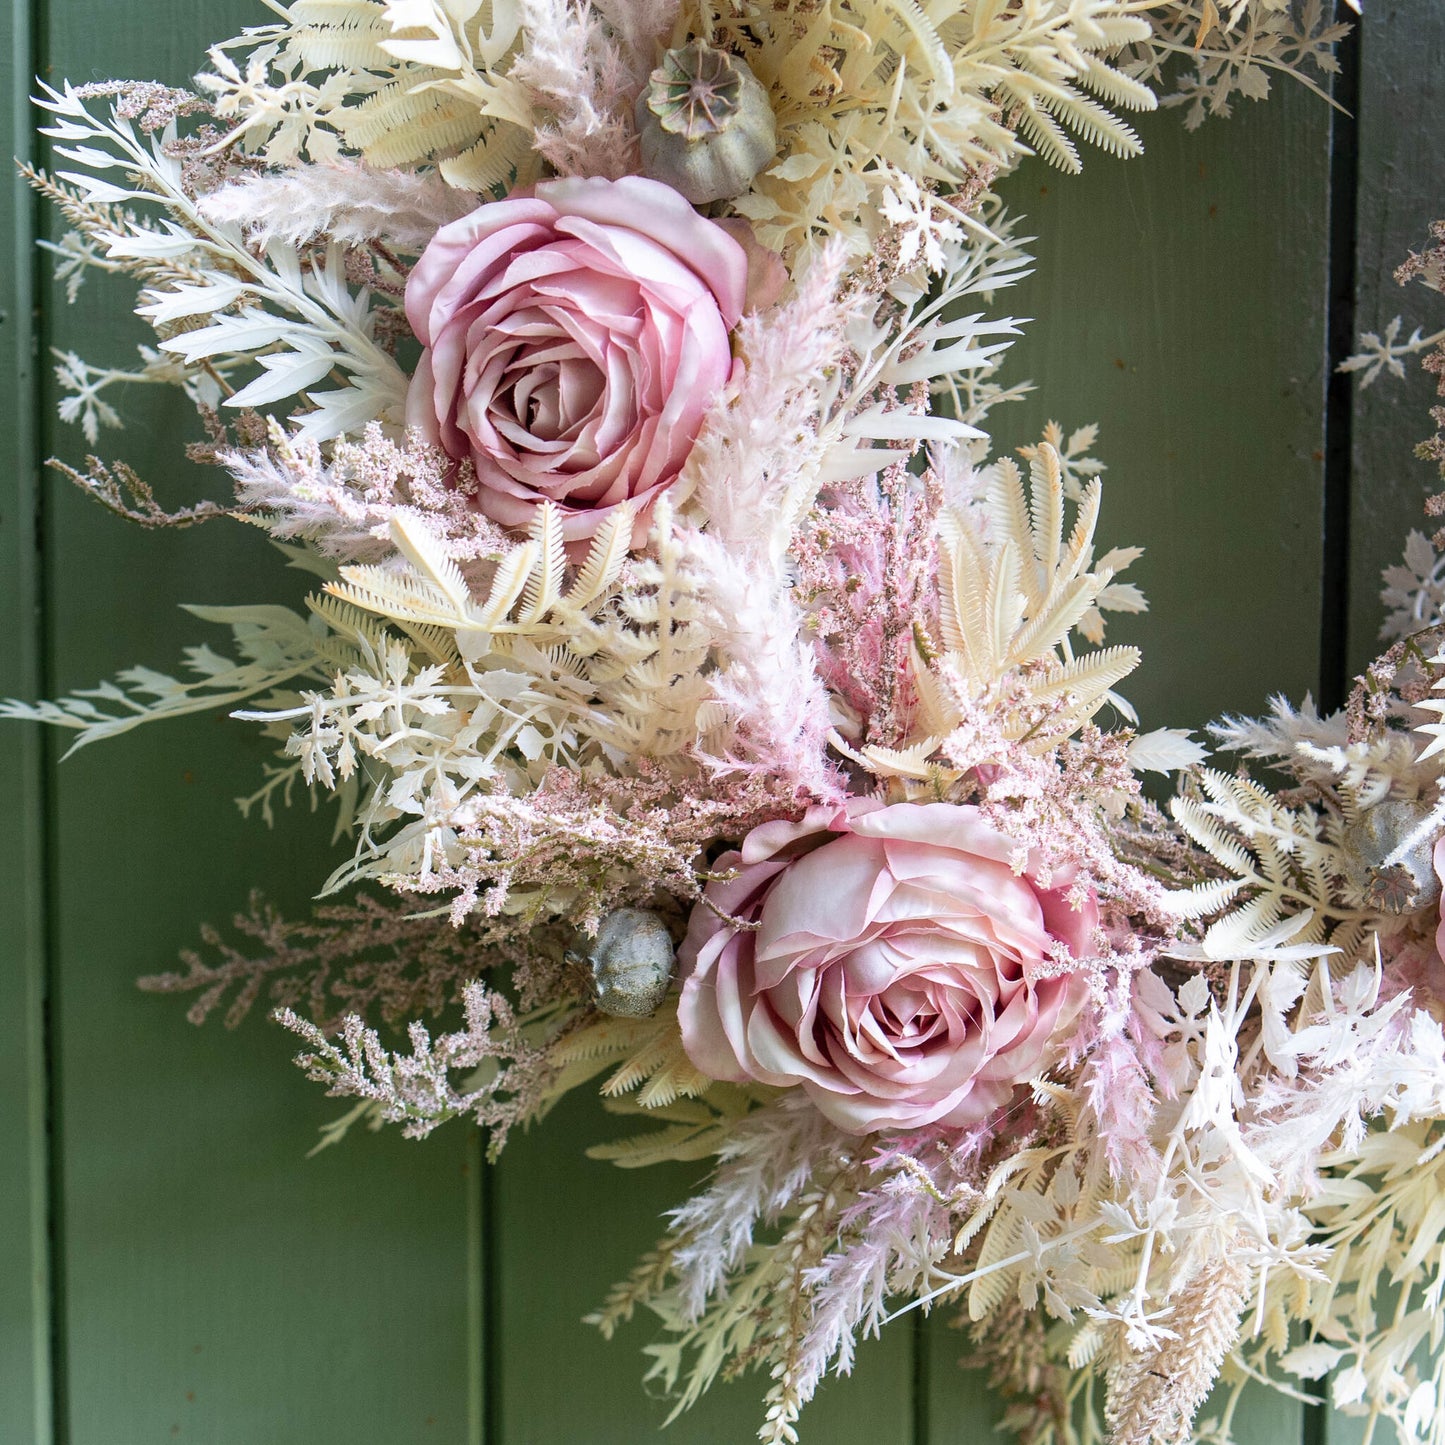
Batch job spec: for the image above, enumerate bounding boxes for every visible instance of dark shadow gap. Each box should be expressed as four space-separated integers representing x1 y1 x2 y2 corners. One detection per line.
912 1309 930 1443
1306 6 1365 1444
25 0 68 1433
1319 5 1363 713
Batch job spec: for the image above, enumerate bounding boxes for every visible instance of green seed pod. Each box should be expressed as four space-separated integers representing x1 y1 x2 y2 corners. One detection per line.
636 41 777 206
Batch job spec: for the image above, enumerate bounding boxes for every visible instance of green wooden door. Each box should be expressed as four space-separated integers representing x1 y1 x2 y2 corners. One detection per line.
1 2 1436 1441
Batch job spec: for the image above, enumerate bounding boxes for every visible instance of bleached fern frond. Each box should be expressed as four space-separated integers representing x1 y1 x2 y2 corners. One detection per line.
721 0 1158 256
327 502 632 650
248 498 715 899
1207 693 1435 813
0 604 327 752
585 503 715 758
585 1094 754 1169
329 498 708 758
1166 768 1366 958
546 1001 713 1113
200 0 537 189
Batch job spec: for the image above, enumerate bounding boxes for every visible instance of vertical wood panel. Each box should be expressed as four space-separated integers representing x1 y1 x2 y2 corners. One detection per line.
31 4 484 1440
1328 5 1445 1441
1344 4 1445 676
926 80 1335 1441
492 1089 917 1444
0 0 54 1438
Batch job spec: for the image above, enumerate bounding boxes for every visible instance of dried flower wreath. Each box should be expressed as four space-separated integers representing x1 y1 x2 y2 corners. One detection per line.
14 3 1445 1443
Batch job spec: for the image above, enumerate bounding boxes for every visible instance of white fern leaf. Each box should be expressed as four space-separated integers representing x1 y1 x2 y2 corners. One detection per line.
516 504 567 624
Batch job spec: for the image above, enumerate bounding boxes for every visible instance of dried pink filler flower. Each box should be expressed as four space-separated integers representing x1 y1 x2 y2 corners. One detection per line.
677 800 1097 1133
404 174 748 542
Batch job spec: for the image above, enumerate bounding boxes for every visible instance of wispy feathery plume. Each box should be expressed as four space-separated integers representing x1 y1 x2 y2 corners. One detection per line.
512 0 665 178
666 1094 842 1322
1104 1247 1252 1445
681 246 862 795
198 161 478 251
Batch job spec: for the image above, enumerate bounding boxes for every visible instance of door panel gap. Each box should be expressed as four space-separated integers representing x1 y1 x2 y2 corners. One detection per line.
1318 7 1363 712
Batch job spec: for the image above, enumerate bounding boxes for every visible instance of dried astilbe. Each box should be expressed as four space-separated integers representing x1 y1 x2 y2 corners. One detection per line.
138 890 579 1031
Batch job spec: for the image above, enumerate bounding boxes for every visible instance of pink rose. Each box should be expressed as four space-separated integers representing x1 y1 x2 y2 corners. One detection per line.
1434 837 1445 977
677 800 1096 1134
405 175 748 542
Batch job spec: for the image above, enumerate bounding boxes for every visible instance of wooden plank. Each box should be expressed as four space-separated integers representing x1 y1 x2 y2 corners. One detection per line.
31 4 483 1439
1327 5 1445 1443
926 77 1335 1441
492 1089 916 1443
1344 5 1445 674
0 0 55 1438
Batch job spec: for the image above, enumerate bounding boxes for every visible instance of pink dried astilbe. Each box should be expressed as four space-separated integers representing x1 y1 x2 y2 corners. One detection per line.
392 761 810 932
226 422 511 565
279 979 559 1156
793 459 943 749
140 890 580 1029
1396 220 1445 494
71 79 209 132
936 684 1174 930
795 1160 962 1397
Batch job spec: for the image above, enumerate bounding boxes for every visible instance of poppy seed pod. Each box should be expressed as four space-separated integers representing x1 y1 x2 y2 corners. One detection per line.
1341 798 1443 914
586 908 676 1018
636 41 777 205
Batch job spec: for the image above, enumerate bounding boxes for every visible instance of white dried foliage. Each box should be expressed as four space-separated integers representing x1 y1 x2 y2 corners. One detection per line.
859 438 1144 783
203 494 720 897
1341 316 1445 393
200 0 537 191
36 83 407 441
0 603 331 753
22 9 1420 1445
1132 0 1351 131
719 0 1157 255
1381 530 1445 646
922 958 1445 1445
1165 767 1368 957
1127 728 1206 776
51 345 228 445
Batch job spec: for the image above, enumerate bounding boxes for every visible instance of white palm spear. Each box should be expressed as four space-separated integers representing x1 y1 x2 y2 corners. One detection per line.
858 440 1143 780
